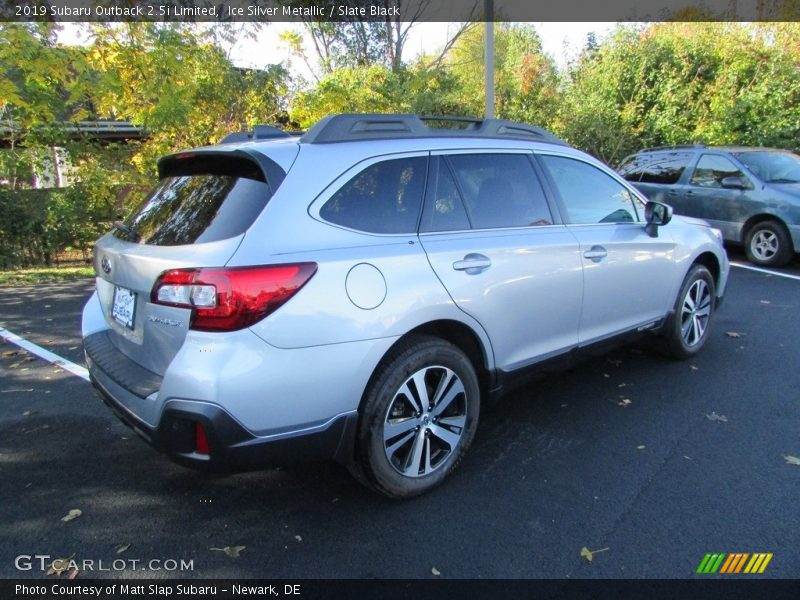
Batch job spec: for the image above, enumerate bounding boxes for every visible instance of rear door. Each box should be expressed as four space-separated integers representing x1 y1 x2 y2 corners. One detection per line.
537 153 677 344
418 152 583 372
92 150 288 376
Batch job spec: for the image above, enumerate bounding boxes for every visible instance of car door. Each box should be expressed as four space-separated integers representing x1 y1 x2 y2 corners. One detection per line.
684 153 759 241
536 152 677 345
418 152 583 372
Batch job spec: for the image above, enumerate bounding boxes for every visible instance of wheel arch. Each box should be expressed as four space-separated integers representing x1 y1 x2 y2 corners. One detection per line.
692 251 721 290
358 319 494 415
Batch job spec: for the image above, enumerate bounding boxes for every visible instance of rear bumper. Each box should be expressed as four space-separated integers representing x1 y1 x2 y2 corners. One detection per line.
85 330 358 472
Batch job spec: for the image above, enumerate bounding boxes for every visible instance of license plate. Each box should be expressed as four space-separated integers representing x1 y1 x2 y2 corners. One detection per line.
112 286 137 330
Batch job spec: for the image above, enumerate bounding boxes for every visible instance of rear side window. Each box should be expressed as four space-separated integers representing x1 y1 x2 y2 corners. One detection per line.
320 156 427 234
116 155 272 246
619 152 693 184
446 153 552 229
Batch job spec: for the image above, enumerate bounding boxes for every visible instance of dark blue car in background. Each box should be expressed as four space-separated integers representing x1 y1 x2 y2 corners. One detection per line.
619 146 800 267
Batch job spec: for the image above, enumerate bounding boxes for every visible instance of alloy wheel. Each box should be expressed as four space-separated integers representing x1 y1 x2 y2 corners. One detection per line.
680 279 712 347
383 366 468 477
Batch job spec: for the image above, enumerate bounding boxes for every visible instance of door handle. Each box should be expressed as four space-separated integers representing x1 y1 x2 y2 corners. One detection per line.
583 246 608 262
453 253 492 274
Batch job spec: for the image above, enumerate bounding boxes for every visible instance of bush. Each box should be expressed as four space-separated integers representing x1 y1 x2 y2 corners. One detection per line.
0 184 121 269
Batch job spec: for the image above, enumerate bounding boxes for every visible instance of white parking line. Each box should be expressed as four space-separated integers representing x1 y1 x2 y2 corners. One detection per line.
0 326 90 382
730 262 800 281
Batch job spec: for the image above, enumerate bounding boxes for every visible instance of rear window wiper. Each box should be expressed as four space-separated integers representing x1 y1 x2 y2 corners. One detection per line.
113 221 141 243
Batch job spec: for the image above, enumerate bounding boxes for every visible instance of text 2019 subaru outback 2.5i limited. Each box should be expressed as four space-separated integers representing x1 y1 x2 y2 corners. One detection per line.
83 114 729 498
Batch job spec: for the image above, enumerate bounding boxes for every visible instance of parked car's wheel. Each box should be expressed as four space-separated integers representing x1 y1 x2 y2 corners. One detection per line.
353 336 480 499
745 220 793 267
661 264 716 359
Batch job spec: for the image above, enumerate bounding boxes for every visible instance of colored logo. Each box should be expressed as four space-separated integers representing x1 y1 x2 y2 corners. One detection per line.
696 553 773 574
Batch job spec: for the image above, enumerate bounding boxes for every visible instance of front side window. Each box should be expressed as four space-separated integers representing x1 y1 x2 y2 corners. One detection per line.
540 155 640 224
319 156 427 234
690 155 748 188
446 153 553 229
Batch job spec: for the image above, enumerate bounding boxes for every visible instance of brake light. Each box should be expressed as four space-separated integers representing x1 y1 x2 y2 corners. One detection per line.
151 263 317 332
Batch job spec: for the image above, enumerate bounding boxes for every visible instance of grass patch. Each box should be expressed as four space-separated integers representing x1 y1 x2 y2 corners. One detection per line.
0 266 95 286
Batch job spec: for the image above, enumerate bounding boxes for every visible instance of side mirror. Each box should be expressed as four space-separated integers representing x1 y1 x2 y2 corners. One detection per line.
720 176 750 190
644 200 673 238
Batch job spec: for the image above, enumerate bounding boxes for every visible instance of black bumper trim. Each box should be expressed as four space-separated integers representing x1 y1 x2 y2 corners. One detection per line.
84 330 162 399
90 374 357 472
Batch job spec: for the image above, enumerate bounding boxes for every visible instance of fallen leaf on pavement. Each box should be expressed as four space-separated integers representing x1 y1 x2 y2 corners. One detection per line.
617 398 631 407
706 412 728 423
61 509 82 523
783 455 800 466
725 332 743 338
68 568 79 580
760 300 771 305
210 546 246 558
23 410 36 416
431 567 441 576
46 555 75 576
115 544 130 555
2 350 21 357
637 445 646 450
580 546 610 562
294 535 302 542
690 365 699 372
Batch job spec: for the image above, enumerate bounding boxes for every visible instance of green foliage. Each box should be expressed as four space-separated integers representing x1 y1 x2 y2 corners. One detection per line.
442 24 560 126
557 23 800 164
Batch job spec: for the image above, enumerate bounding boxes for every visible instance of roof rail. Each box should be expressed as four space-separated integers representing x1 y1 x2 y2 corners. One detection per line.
299 113 567 146
221 125 291 144
640 144 706 152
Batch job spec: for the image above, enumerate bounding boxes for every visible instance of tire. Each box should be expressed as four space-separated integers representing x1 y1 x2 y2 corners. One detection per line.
661 264 716 359
744 220 793 267
352 335 480 499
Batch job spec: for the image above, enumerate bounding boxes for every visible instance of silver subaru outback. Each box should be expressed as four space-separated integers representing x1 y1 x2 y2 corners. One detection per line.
82 114 729 498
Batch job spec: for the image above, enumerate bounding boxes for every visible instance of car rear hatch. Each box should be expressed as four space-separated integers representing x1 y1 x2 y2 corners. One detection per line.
91 148 288 378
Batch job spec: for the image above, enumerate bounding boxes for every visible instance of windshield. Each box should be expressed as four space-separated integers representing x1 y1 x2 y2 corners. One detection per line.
733 151 800 184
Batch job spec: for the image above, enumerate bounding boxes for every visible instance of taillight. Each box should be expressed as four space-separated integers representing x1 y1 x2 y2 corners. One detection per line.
151 263 317 332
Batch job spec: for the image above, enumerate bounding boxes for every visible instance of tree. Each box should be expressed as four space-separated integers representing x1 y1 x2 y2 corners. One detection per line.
556 23 800 164
443 23 560 124
281 1 477 77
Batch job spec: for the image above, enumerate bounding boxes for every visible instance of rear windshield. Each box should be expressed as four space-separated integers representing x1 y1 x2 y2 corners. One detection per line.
114 155 273 246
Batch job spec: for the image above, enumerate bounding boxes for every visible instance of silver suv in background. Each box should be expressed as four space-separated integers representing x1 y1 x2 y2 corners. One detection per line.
83 114 729 498
619 145 800 267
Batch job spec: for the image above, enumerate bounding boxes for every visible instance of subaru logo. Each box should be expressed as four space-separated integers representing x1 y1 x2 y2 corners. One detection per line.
101 255 112 274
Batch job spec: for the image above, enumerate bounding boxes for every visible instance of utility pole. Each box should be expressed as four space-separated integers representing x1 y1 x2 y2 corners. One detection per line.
484 0 494 119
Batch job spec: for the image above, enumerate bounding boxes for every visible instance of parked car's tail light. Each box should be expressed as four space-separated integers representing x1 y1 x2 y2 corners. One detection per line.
151 263 317 332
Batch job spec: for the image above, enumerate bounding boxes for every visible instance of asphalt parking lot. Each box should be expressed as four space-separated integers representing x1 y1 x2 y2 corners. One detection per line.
1 250 798 581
